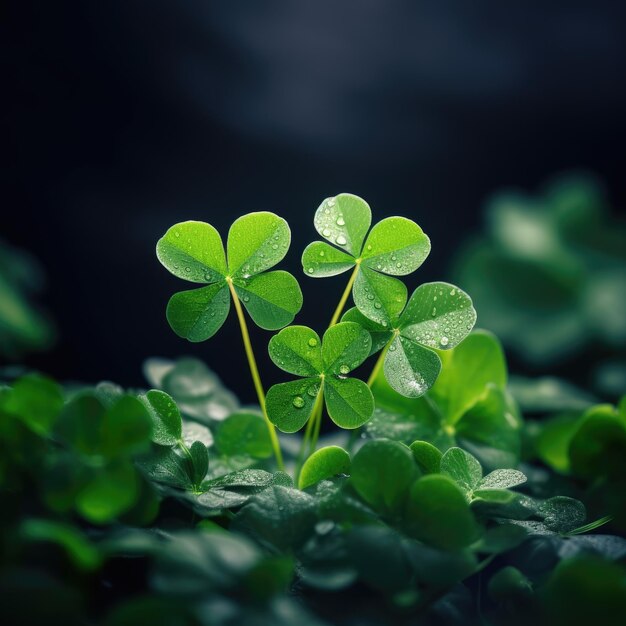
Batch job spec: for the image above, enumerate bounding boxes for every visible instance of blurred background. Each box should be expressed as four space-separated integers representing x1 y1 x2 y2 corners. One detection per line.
3 1 626 399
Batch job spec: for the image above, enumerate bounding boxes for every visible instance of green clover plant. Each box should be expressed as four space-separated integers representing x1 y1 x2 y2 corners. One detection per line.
157 196 478 474
265 322 374 435
157 213 302 339
301 193 431 325
343 281 476 397
157 212 304 470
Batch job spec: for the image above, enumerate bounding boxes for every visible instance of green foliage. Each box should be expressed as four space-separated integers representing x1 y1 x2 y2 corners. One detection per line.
369 330 523 469
157 213 303 340
351 439 418 514
453 173 626 366
343 280 476 397
302 194 430 288
266 322 374 431
298 445 351 490
528 397 626 529
1 362 620 626
3 187 625 626
0 238 55 358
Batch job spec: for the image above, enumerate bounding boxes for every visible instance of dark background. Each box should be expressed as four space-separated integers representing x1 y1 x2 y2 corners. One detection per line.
4 1 626 400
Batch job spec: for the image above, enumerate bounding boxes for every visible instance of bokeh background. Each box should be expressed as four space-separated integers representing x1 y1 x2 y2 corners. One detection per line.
4 1 626 398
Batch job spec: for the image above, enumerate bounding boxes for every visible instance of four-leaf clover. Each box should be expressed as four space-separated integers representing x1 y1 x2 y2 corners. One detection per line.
301 193 431 325
343 282 477 397
157 213 303 341
266 322 375 432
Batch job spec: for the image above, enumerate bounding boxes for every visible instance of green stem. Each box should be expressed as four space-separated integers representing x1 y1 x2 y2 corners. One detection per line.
367 340 391 387
328 264 360 327
566 515 613 535
294 386 325 481
309 397 324 455
227 279 285 471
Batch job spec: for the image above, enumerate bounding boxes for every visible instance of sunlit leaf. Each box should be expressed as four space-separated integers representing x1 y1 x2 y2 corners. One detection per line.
140 390 182 447
361 217 430 276
301 241 355 278
234 271 302 330
227 212 290 278
298 446 351 490
166 283 230 342
156 221 227 283
313 193 372 257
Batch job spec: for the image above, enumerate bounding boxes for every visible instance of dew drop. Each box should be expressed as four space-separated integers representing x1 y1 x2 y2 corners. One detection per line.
307 267 314 274
336 235 347 246
431 307 437 317
184 267 191 273
396 262 402 269
322 228 331 237
339 364 350 375
272 244 278 250
336 216 345 226
450 289 456 296
367 294 374 301
174 231 180 238
327 197 336 207
307 385 318 397
319 250 325 257
324 208 330 215
308 338 318 347
374 302 382 309
440 336 449 346
243 296 250 303
367 244 372 251
292 396 305 408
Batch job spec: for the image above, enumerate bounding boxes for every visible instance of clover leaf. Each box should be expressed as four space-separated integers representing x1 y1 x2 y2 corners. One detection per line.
343 281 476 397
438 447 527 512
157 213 303 341
265 322 374 432
302 193 431 323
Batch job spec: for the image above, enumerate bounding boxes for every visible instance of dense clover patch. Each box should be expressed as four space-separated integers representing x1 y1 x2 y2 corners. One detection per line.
1 187 624 626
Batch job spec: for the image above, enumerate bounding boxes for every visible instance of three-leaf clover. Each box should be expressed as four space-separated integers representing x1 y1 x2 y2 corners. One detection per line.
157 212 303 341
266 322 374 432
301 193 431 324
343 281 477 397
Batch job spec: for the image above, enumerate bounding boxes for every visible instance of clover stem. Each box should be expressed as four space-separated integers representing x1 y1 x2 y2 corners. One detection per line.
328 263 360 327
366 340 391 387
309 401 323 454
227 279 285 471
294 386 325 481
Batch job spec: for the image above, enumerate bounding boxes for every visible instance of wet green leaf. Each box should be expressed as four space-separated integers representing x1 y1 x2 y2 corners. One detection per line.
313 193 371 257
351 439 418 514
405 475 480 550
140 390 183 446
299 446 351 490
215 411 273 459
409 440 443 474
234 270 302 330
